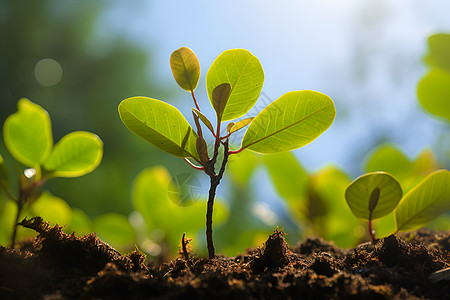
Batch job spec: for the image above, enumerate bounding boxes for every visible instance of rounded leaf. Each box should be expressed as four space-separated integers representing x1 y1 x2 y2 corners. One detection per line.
206 49 264 121
3 98 53 167
345 172 403 221
119 97 199 159
417 69 450 121
30 191 72 226
170 47 200 92
424 34 450 72
44 131 103 178
241 91 335 154
395 169 450 232
94 213 136 247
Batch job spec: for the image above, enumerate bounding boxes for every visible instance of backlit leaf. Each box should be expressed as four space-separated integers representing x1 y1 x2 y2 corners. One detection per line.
345 172 402 221
394 169 450 232
417 69 450 121
212 83 231 121
206 49 264 121
94 213 136 247
170 47 200 91
365 144 412 182
30 191 72 226
44 131 103 178
241 91 335 154
229 118 254 134
192 108 215 135
3 98 53 167
119 97 199 159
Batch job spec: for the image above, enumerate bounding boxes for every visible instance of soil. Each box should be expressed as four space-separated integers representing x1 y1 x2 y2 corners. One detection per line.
0 217 449 299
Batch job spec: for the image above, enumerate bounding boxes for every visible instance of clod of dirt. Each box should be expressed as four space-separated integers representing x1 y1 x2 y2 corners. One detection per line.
251 228 290 273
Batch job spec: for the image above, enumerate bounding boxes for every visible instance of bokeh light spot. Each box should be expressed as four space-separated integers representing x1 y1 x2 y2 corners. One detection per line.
34 58 62 86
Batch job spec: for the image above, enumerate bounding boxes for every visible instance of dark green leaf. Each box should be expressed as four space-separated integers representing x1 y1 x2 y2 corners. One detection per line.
212 83 231 121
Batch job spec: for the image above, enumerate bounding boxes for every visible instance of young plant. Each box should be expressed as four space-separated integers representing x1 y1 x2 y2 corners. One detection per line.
345 169 450 242
345 171 403 242
0 98 103 247
118 47 336 258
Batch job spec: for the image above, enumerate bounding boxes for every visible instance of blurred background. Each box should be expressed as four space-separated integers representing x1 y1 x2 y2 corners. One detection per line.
1 0 449 258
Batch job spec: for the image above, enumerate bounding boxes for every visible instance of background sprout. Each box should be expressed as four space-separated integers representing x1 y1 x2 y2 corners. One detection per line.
1 98 103 246
345 171 403 242
119 47 335 258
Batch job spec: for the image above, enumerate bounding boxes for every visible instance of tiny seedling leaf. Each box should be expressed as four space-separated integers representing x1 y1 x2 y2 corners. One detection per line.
368 187 380 212
192 108 214 134
3 98 53 167
170 47 200 92
212 83 231 121
229 118 254 134
118 97 199 159
227 122 235 134
43 131 103 178
196 136 209 164
241 91 335 154
345 172 402 221
206 49 264 121
394 169 450 232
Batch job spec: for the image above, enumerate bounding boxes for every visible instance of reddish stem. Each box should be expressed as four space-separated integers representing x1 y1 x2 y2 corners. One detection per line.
368 210 376 243
228 148 244 155
190 91 200 111
183 158 205 171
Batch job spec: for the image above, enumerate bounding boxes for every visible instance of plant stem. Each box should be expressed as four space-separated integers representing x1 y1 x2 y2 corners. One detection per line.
205 140 229 259
368 210 376 243
190 91 200 111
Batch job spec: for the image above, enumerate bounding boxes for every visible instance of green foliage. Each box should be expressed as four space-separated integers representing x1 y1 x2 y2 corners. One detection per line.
119 47 335 257
170 47 201 92
345 172 403 221
394 169 450 232
241 91 335 154
417 33 450 122
118 97 199 159
206 49 264 121
0 98 103 246
44 131 103 178
3 98 53 171
94 213 136 249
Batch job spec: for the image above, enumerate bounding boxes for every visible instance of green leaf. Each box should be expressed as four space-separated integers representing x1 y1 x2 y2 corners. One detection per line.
229 118 254 134
192 108 214 134
206 49 264 121
196 136 209 164
3 98 53 167
43 131 103 178
345 172 403 221
212 83 231 121
118 97 199 159
365 144 412 182
170 47 200 92
417 69 450 121
227 149 259 186
0 154 9 187
94 213 136 247
65 208 93 236
424 34 450 73
394 169 450 232
241 91 335 154
29 191 72 226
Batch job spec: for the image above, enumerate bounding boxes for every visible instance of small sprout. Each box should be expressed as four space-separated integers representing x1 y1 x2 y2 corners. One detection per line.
119 47 336 258
345 171 402 242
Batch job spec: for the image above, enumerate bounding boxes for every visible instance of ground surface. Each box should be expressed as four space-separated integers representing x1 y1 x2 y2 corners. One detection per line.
0 217 449 299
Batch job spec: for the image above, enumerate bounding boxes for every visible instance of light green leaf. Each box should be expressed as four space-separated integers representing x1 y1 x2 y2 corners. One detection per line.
417 69 450 121
94 213 136 247
394 169 450 232
206 49 264 121
0 154 9 187
3 98 53 167
345 172 403 221
118 97 199 159
170 47 200 92
365 144 412 182
212 83 231 121
43 131 103 178
263 152 308 202
29 191 72 226
65 208 93 236
229 118 254 135
424 34 450 73
192 108 215 135
241 91 335 154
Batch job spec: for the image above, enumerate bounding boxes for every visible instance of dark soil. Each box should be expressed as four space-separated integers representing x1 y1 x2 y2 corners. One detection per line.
1 217 449 299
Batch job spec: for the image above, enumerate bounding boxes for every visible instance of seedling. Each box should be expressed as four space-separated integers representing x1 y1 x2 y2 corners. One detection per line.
119 47 336 259
0 98 103 247
345 169 450 242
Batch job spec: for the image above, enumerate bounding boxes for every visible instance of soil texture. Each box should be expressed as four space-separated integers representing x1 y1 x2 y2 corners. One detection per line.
0 217 449 299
